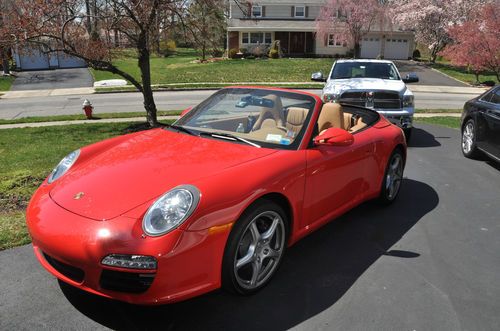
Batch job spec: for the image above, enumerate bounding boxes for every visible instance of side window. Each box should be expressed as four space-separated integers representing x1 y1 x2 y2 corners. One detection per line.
481 90 495 103
491 88 500 104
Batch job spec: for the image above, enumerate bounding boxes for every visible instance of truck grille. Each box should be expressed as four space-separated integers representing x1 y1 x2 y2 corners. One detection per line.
340 91 401 109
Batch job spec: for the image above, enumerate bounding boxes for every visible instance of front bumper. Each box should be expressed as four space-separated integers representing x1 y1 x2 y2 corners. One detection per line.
377 108 414 129
26 186 231 305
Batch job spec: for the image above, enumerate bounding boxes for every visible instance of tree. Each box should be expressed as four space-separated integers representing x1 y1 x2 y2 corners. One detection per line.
441 4 500 83
389 0 494 63
316 0 387 58
182 0 226 61
0 0 12 75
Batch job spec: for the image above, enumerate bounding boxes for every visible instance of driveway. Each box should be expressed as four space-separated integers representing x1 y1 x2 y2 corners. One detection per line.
1 123 499 330
10 68 94 91
395 60 468 87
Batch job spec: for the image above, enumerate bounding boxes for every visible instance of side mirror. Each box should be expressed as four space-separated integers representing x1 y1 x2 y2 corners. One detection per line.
180 106 193 117
403 73 419 83
311 71 327 82
313 127 354 146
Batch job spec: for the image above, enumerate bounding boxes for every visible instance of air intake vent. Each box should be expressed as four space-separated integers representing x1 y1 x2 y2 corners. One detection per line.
43 252 84 283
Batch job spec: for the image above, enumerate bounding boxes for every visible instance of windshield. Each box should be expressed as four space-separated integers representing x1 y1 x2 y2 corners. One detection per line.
174 88 317 149
331 62 400 80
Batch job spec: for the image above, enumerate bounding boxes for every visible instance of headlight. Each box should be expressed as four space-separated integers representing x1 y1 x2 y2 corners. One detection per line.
47 150 80 183
143 185 200 236
403 95 414 107
323 93 339 103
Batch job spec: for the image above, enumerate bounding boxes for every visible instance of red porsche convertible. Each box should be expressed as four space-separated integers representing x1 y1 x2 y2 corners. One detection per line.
27 87 406 305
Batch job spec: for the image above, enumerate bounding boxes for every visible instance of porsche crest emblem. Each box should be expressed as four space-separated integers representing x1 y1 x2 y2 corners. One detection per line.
73 192 85 200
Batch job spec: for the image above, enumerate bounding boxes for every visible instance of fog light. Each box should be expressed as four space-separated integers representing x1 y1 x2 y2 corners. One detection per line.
101 254 157 270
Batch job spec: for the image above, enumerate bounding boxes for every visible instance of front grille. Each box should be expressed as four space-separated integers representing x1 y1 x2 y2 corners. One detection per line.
340 91 401 109
100 269 155 293
43 252 85 283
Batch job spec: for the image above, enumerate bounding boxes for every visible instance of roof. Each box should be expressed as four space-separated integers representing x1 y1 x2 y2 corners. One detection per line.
336 59 396 64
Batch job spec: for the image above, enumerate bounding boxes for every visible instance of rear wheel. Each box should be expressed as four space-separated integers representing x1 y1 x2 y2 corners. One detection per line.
378 149 404 204
462 119 480 158
222 200 288 295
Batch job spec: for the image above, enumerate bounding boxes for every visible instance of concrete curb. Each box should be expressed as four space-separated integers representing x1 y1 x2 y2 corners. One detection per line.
1 87 95 99
0 113 461 130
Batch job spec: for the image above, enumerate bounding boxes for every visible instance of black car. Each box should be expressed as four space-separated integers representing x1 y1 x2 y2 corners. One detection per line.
461 85 500 162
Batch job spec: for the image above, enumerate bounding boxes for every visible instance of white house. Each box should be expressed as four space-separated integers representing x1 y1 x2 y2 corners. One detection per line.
227 0 415 59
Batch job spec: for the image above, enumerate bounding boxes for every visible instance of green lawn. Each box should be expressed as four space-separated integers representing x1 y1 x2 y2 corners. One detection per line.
0 75 14 92
91 48 334 85
0 121 173 250
415 116 461 129
430 62 499 85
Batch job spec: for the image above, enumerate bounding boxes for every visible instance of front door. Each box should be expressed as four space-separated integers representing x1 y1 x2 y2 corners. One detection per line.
289 32 305 54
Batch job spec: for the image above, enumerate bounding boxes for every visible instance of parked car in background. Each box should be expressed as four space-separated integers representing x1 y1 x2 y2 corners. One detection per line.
312 59 418 140
27 87 406 305
461 85 500 162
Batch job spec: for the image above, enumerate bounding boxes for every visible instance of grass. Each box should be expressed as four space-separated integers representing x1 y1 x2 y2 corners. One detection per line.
0 75 14 92
414 116 461 129
430 62 499 86
0 121 173 250
415 109 461 113
91 48 334 85
0 110 181 125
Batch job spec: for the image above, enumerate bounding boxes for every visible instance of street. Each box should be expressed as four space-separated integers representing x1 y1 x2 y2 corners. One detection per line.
0 89 477 120
1 123 499 330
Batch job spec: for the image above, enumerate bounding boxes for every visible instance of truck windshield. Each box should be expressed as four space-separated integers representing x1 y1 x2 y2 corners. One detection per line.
331 62 400 80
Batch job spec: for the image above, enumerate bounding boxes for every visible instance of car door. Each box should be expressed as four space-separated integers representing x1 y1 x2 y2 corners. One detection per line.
303 132 374 228
481 87 500 158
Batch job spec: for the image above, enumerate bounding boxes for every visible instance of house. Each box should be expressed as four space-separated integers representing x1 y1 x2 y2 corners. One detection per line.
12 46 86 71
227 0 415 59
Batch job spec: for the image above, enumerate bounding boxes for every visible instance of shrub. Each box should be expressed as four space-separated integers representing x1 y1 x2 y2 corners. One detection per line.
269 49 279 59
412 49 421 59
211 49 224 57
228 48 238 59
246 55 256 60
159 40 176 57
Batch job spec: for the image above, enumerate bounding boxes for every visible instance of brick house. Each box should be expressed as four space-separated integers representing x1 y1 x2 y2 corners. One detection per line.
227 0 415 59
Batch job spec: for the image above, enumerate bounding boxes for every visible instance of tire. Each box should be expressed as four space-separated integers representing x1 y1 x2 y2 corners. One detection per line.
403 128 412 142
378 149 404 204
461 119 480 159
222 200 288 295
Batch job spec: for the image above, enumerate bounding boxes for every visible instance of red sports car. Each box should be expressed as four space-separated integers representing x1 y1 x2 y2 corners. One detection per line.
27 87 406 305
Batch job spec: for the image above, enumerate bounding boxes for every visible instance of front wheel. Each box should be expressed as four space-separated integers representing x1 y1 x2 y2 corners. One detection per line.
378 149 404 204
222 200 288 295
462 119 480 159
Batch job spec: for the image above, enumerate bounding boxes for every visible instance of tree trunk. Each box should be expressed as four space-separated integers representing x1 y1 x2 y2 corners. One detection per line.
1 49 9 75
353 43 360 59
137 45 158 127
474 72 480 85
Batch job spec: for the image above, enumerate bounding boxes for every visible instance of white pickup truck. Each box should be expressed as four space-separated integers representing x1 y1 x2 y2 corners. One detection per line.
312 59 419 140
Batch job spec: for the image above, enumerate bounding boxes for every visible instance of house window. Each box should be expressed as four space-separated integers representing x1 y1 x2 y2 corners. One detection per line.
242 33 249 44
243 32 272 44
328 34 342 47
250 32 263 44
295 6 305 17
252 5 262 17
265 33 272 44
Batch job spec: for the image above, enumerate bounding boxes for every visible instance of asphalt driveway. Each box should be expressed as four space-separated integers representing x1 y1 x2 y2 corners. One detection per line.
1 123 499 330
10 68 93 91
395 60 468 87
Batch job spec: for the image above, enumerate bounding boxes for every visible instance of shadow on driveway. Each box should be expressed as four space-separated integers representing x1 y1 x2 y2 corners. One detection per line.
59 178 438 331
408 127 443 148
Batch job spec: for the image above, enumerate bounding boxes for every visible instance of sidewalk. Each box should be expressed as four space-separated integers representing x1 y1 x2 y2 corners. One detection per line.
0 84 487 99
0 113 460 130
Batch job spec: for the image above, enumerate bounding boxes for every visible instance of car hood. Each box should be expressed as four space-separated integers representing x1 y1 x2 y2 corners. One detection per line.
49 129 277 221
323 78 407 96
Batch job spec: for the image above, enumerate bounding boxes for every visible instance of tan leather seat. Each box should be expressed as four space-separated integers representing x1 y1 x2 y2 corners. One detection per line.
318 103 344 134
285 107 308 136
252 95 284 131
349 117 367 133
343 113 352 131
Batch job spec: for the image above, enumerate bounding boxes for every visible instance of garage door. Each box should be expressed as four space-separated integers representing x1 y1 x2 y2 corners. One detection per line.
385 38 410 60
360 37 381 59
57 52 86 68
18 49 50 70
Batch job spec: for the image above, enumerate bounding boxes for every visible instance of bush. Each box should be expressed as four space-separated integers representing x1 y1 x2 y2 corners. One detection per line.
482 80 496 87
269 49 279 59
228 48 238 59
246 55 256 60
159 40 176 56
211 49 224 57
412 49 421 59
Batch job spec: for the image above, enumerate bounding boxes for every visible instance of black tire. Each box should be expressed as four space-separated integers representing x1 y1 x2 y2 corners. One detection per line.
403 128 412 142
222 199 288 295
378 149 404 204
461 119 480 159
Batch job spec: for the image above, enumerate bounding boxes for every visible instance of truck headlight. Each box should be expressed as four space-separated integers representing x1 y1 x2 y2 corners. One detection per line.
142 185 200 236
403 95 414 107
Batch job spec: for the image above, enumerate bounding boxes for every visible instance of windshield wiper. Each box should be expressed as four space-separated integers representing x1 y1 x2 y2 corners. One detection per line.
199 131 261 148
165 124 196 136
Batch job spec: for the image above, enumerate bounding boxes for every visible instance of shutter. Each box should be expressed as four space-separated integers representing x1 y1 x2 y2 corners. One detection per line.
247 3 251 17
305 6 309 18
324 34 328 47
291 6 295 17
262 6 266 17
